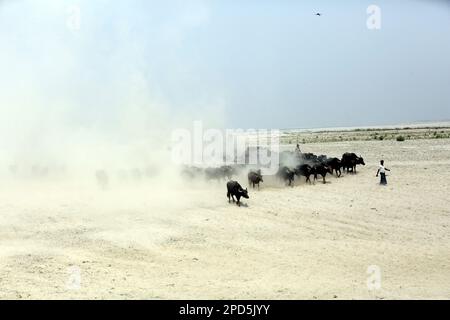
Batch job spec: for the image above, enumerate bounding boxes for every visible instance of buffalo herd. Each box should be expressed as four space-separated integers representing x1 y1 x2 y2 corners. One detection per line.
276 151 365 186
181 151 365 206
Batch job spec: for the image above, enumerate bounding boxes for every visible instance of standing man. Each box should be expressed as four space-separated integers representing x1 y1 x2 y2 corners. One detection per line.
376 160 390 185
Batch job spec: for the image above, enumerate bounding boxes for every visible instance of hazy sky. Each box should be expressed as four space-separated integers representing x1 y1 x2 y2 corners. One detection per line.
1 0 450 130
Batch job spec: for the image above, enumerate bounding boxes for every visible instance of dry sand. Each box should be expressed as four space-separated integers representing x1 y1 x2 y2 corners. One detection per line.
1 138 450 299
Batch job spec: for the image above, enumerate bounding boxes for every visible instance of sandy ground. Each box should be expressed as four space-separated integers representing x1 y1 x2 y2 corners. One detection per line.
1 138 450 299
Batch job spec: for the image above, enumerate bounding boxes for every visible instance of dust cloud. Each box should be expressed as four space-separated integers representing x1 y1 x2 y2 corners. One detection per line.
0 1 228 252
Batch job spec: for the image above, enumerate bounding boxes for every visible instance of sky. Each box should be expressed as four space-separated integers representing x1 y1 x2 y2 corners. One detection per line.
1 0 450 132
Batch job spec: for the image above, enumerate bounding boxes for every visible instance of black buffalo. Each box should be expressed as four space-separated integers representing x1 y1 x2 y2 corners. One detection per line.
301 153 318 163
294 164 314 184
317 154 328 163
312 163 332 184
341 153 365 173
220 165 235 180
181 166 202 180
248 169 263 189
205 165 235 181
276 166 295 186
226 181 249 206
324 157 343 177
204 167 221 181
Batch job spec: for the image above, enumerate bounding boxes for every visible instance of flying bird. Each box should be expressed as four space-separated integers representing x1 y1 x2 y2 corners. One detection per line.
316 13 322 16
